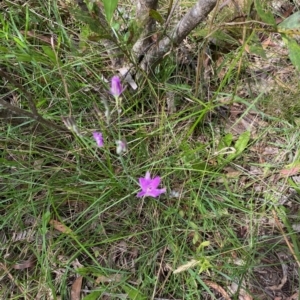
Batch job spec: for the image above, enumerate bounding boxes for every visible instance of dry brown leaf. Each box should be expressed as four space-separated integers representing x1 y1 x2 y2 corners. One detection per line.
72 259 84 269
287 292 299 300
229 281 253 300
204 280 232 300
249 166 263 175
20 30 54 45
280 163 300 177
262 147 279 156
49 220 73 234
224 166 242 178
70 276 82 300
95 274 122 284
12 258 36 270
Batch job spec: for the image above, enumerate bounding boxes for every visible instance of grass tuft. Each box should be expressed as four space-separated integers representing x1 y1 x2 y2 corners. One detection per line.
1 0 300 299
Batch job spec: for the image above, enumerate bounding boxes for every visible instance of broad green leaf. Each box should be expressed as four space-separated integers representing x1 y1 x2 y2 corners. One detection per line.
42 211 51 224
278 11 300 31
200 241 210 248
277 12 300 70
248 33 267 58
226 131 250 161
286 38 300 71
223 133 233 147
191 162 211 171
102 0 118 24
112 21 120 31
197 241 210 252
249 44 266 59
280 35 300 71
41 45 57 63
13 36 28 50
193 231 200 244
82 291 102 300
217 133 233 164
234 130 250 155
149 9 164 24
254 0 276 27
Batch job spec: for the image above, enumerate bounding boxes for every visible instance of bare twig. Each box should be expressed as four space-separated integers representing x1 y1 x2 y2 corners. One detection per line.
137 0 217 71
132 0 159 58
0 68 38 116
0 99 69 133
0 68 71 133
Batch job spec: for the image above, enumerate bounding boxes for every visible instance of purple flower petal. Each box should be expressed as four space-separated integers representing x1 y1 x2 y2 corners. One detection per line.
146 187 166 198
145 171 151 180
110 76 123 98
137 191 146 198
150 176 161 189
139 178 149 188
136 171 166 198
93 131 104 147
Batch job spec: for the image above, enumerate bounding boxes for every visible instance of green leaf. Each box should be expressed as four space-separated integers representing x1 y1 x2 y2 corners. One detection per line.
149 9 164 25
198 257 212 274
123 285 147 300
41 45 58 64
249 44 266 59
197 241 210 252
188 221 199 230
234 130 251 155
254 0 276 27
82 291 102 300
277 12 300 70
42 211 51 224
217 133 233 164
192 231 200 244
70 8 112 38
223 133 233 147
285 37 300 71
278 11 300 31
76 267 102 276
102 0 118 24
211 30 239 46
217 133 233 151
225 131 250 162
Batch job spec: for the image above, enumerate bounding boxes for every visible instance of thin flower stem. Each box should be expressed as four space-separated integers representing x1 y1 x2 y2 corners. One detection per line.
138 196 146 216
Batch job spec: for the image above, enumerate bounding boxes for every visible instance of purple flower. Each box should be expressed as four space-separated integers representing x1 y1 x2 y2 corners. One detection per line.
93 131 104 147
137 171 166 198
110 76 123 98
